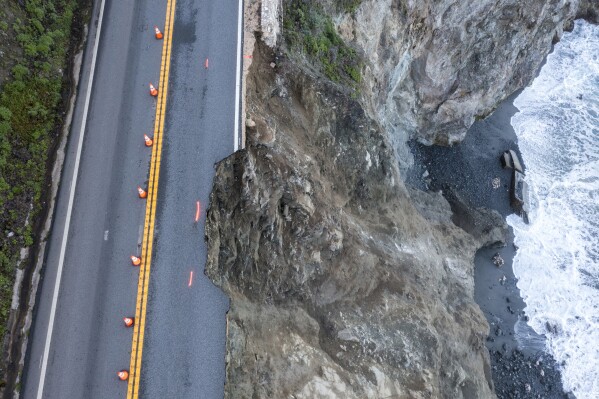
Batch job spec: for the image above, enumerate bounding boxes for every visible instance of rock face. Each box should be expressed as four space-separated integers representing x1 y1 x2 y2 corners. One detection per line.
205 1 598 398
335 0 598 160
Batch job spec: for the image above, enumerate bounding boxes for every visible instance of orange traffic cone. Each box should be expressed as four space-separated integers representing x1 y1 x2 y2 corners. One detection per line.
137 186 147 198
123 317 134 327
117 370 129 381
144 134 153 147
130 255 141 266
149 83 158 97
154 26 163 40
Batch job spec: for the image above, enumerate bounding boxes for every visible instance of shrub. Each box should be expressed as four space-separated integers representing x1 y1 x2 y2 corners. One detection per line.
0 107 12 121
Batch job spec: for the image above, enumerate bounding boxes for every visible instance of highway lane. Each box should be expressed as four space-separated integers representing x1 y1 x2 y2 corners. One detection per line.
136 0 238 397
21 0 185 397
22 0 240 396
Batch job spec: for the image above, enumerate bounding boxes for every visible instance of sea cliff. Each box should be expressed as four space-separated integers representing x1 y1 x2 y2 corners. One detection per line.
205 0 598 397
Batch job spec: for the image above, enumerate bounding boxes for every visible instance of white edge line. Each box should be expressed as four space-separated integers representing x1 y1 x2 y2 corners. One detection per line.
233 0 243 152
36 0 106 397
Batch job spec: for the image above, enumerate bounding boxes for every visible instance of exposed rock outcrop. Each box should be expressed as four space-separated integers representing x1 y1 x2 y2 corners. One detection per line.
338 0 598 153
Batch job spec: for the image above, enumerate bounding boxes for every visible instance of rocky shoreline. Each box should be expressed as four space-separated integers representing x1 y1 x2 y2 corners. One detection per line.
409 94 572 398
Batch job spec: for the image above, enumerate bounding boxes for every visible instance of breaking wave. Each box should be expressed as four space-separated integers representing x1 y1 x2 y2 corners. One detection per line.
508 20 599 398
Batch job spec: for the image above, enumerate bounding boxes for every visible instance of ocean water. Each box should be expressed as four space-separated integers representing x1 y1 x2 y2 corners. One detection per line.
508 20 599 398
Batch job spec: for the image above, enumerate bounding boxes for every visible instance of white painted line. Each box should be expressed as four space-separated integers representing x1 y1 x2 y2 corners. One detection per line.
36 0 106 397
233 0 243 151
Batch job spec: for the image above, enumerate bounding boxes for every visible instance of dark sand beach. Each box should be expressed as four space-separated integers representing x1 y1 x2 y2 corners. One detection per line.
409 94 572 398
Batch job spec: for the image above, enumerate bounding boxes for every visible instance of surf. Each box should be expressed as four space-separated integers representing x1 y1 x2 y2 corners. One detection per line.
508 20 599 398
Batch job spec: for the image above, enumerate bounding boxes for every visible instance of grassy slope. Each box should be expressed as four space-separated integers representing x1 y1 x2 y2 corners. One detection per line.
0 0 80 342
283 0 362 87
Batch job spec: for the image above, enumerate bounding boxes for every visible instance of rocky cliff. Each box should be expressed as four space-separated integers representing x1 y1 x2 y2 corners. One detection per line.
205 0 597 398
340 0 598 155
207 41 495 397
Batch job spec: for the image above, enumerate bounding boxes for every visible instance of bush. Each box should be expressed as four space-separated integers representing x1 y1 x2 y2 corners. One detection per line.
0 107 12 121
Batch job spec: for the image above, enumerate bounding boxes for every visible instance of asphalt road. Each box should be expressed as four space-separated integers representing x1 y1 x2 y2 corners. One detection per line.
21 0 238 397
138 0 236 396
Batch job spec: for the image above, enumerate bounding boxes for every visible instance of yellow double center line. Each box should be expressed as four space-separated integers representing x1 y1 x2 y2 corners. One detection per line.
127 0 176 396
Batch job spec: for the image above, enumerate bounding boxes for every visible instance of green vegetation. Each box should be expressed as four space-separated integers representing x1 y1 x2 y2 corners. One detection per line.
336 0 362 14
0 0 83 340
283 0 362 86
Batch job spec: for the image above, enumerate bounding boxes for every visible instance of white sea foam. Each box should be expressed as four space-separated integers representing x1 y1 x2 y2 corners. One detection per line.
508 20 599 398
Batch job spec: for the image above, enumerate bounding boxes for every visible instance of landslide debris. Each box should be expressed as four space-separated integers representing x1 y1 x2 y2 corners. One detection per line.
206 39 495 399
